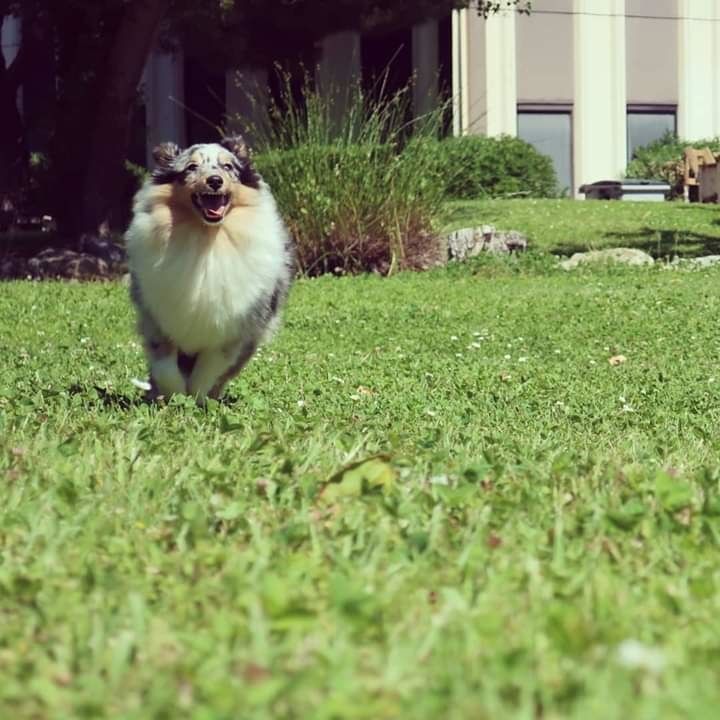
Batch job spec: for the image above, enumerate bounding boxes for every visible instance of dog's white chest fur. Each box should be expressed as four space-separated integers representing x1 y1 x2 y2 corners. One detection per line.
127 188 287 354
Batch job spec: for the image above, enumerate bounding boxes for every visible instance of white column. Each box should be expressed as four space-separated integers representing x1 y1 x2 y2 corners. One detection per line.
144 49 185 165
573 0 627 195
316 31 361 131
678 0 720 139
484 8 517 136
1 15 22 114
452 9 468 135
225 68 268 145
412 20 439 117
316 31 361 92
453 8 488 136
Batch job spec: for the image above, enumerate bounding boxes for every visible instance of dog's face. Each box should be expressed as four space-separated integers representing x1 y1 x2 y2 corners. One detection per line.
151 136 261 225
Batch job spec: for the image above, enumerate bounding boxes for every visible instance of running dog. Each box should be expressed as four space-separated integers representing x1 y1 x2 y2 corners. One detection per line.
125 135 293 402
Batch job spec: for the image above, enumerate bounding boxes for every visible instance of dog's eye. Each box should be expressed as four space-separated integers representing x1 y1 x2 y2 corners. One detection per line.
222 163 234 172
185 163 198 173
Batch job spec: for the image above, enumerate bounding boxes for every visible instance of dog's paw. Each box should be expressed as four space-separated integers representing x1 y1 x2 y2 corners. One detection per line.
130 377 152 392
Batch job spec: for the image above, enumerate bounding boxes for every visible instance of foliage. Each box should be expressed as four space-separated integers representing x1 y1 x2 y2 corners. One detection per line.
4 257 720 717
250 73 447 275
625 132 720 198
442 197 720 258
431 134 558 200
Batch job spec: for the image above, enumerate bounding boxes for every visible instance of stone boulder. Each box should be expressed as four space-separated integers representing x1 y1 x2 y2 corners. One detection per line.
80 235 128 271
1 239 127 281
0 254 29 279
447 225 528 261
26 249 110 280
559 247 654 270
683 255 720 269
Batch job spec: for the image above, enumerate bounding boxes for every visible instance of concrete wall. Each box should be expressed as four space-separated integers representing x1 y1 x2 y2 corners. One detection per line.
516 0 574 103
626 0 678 104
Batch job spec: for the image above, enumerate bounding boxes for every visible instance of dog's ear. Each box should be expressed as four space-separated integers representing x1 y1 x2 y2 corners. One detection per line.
221 134 261 188
220 134 250 160
151 143 181 184
153 142 181 168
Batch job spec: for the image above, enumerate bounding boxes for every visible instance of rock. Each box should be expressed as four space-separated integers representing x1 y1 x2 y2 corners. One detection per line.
80 234 127 270
27 248 110 280
0 254 29 279
447 225 528 261
686 255 720 268
559 248 654 270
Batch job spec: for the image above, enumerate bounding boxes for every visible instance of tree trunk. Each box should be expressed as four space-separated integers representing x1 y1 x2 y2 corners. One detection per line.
60 0 169 243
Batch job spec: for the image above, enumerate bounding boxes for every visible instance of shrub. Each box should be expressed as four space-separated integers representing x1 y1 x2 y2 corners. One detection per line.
237 71 448 276
625 132 720 197
430 134 558 200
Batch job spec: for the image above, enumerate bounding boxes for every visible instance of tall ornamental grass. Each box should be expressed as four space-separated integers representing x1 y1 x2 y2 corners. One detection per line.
237 71 448 276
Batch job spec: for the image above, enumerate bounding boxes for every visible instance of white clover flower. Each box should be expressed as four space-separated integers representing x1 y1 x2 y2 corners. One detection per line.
616 640 666 674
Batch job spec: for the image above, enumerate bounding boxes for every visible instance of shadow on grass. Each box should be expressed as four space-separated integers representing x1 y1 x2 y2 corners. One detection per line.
68 384 144 410
549 227 720 259
67 384 243 410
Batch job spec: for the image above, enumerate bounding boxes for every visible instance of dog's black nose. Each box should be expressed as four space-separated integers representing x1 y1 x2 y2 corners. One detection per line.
206 175 224 191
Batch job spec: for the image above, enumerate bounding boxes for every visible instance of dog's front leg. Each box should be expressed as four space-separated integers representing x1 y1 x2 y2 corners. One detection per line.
132 280 187 399
188 340 256 403
149 345 188 399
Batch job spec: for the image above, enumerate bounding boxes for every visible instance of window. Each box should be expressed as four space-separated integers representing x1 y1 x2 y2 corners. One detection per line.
517 106 572 194
627 106 676 162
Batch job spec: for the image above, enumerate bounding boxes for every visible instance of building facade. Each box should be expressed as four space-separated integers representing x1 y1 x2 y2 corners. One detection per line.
4 1 720 197
454 0 720 195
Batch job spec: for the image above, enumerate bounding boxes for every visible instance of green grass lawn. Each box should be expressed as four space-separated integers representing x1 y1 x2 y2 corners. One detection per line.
442 198 720 258
4 257 720 718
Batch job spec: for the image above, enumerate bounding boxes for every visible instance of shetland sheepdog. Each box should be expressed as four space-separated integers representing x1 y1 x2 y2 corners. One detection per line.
125 135 294 402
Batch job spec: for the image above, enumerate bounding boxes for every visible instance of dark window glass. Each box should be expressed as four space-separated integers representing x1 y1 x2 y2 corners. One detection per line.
627 112 676 161
517 112 572 194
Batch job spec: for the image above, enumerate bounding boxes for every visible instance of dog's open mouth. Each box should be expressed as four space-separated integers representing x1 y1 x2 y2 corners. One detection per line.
192 193 231 223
